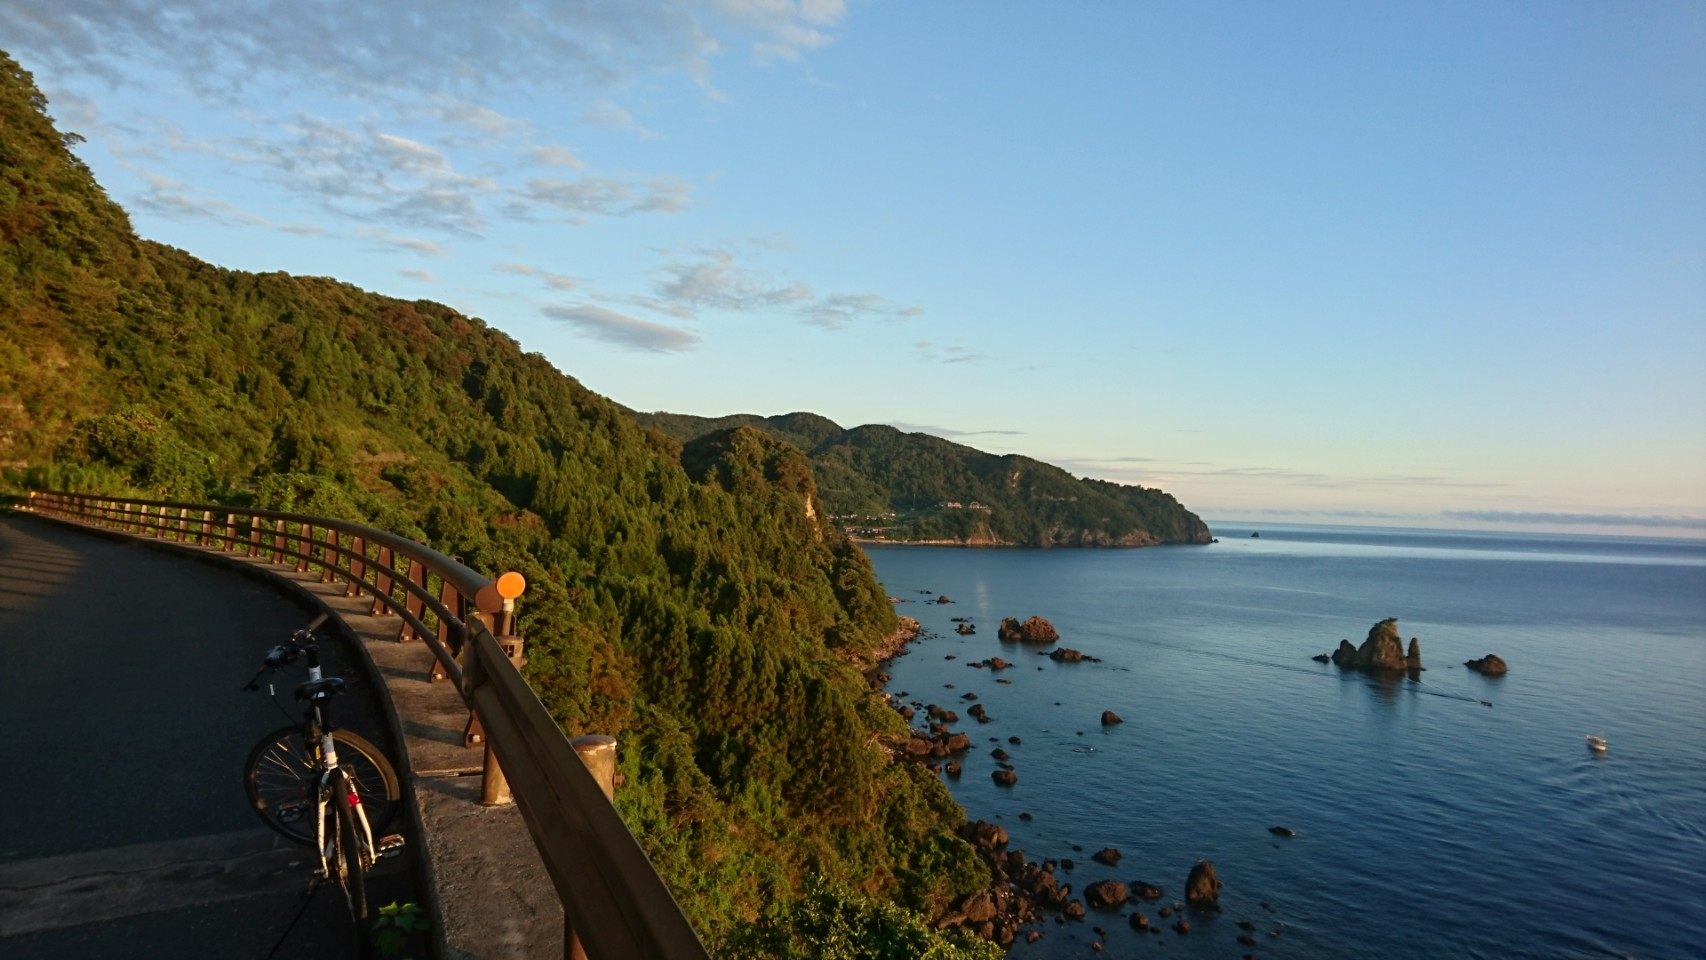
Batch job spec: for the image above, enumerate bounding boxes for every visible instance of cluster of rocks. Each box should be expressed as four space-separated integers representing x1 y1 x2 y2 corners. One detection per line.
1046 646 1102 663
936 824 1244 951
898 701 973 766
955 622 976 635
968 656 1011 670
998 615 1060 644
1320 618 1423 673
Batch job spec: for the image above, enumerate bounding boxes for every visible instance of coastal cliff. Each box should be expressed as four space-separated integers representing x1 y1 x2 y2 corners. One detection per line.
0 52 994 955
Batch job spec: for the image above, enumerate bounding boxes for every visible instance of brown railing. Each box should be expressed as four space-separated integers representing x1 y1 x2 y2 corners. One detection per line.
21 490 709 960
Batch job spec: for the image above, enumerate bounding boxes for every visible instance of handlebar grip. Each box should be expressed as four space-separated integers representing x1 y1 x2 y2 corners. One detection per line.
306 612 329 632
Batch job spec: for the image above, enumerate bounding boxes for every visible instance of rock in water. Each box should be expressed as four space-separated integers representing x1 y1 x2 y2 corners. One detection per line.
1268 826 1295 838
1332 619 1422 673
1001 615 1060 644
1330 639 1358 666
1091 847 1121 866
1101 710 1123 726
1465 654 1509 675
1185 860 1221 905
1085 880 1129 908
993 769 1018 787
1357 618 1409 670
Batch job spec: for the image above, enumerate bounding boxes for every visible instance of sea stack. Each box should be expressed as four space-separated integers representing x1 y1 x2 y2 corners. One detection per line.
1329 618 1420 673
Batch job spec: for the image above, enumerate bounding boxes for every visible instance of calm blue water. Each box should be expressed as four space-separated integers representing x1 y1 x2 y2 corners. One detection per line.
869 524 1706 960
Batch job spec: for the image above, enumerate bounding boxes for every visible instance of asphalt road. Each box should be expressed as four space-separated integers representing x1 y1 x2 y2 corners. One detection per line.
0 514 419 959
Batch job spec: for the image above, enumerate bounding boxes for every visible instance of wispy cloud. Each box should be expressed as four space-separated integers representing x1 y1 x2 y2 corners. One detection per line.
354 227 446 258
1 1 847 102
654 249 811 313
645 247 919 329
542 304 700 353
1442 510 1706 530
914 341 985 365
496 262 579 291
400 268 434 282
242 117 496 234
130 172 322 235
887 421 1024 439
529 145 584 169
516 175 692 221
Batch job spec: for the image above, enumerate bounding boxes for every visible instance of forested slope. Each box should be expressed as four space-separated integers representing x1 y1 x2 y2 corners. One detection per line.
638 412 1213 547
0 51 993 956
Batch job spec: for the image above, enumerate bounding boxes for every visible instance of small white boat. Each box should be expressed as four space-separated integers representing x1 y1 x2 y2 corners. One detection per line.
1586 734 1608 753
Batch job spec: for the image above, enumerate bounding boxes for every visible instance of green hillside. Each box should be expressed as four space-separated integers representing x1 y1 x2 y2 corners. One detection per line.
0 52 994 956
637 412 1212 547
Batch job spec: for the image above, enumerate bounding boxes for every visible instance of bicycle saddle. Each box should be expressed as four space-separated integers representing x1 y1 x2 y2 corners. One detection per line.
294 677 347 701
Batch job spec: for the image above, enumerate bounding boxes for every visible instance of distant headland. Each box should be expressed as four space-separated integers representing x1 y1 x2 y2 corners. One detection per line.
634 411 1212 547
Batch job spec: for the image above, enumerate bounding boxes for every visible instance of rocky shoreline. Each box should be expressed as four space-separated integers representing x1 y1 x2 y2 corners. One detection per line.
872 608 1282 954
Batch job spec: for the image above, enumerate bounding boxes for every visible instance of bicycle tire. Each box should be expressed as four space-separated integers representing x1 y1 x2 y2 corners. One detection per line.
243 726 399 844
332 781 371 930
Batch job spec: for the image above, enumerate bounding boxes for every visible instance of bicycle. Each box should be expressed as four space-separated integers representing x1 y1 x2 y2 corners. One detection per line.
242 612 405 939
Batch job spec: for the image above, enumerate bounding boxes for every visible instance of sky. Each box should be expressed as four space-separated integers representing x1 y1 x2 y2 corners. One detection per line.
3 1 1703 536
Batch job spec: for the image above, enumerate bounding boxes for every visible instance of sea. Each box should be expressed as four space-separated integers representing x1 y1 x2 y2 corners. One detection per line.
867 523 1706 960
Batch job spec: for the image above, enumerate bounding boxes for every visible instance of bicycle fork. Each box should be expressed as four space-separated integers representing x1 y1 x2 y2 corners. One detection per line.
315 735 377 879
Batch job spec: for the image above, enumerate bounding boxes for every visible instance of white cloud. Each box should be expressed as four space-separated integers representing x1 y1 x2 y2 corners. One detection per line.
542 304 700 353
400 268 435 282
529 145 584 169
497 261 579 291
646 247 920 329
0 1 845 102
518 175 692 220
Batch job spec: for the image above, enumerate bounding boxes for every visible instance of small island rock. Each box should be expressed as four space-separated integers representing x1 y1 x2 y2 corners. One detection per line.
1100 710 1123 726
1185 861 1221 905
1465 654 1509 675
999 616 1060 645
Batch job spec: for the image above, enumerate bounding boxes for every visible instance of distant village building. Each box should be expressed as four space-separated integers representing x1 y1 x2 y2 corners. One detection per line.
943 501 963 509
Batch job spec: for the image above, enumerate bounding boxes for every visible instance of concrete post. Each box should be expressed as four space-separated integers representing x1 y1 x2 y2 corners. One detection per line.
567 735 618 960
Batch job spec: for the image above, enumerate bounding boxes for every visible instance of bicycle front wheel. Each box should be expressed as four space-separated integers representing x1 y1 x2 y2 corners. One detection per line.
243 726 399 844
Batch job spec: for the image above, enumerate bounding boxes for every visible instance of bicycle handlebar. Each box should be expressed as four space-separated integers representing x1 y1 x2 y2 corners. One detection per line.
241 613 331 690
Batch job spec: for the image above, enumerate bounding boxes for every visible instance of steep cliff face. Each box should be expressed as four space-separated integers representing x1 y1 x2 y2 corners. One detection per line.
0 51 987 947
637 412 1214 547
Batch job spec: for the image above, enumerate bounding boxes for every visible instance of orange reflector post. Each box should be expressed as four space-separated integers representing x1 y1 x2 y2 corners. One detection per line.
495 571 526 599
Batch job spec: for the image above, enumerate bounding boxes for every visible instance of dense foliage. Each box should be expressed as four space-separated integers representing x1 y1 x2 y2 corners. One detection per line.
0 51 993 955
639 412 1213 546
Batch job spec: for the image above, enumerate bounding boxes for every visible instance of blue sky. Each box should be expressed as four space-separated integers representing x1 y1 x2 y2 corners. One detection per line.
5 1 1703 534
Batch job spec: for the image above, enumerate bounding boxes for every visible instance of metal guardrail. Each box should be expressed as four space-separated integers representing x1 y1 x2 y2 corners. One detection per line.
21 490 709 960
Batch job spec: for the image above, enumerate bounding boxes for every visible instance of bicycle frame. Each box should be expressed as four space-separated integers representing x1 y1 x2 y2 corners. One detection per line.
303 657 377 882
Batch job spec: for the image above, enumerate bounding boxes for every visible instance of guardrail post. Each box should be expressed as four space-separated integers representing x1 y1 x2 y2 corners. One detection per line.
399 560 427 640
566 734 618 960
321 527 339 582
346 536 367 598
370 546 395 616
